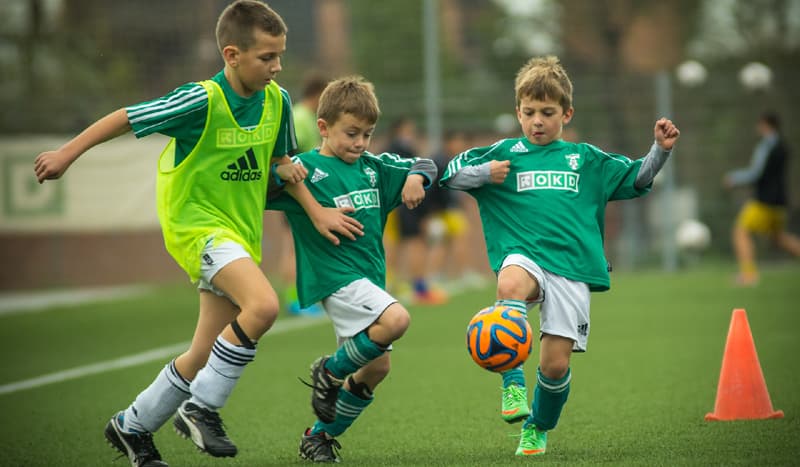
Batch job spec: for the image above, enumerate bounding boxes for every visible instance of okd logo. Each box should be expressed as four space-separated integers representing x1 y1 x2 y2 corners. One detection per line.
217 125 275 148
220 148 263 182
333 188 381 211
517 171 580 193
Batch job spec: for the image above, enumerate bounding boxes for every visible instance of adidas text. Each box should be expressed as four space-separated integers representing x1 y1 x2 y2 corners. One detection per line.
220 170 263 181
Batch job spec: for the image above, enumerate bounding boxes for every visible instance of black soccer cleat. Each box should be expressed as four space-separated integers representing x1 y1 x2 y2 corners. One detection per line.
104 413 168 467
299 428 342 463
173 401 237 457
308 356 343 423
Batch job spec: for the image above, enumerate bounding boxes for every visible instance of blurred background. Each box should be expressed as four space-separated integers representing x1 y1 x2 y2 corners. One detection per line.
1 0 799 291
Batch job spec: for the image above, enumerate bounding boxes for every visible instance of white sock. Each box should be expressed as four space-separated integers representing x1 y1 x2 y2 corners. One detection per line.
122 359 190 433
189 335 256 410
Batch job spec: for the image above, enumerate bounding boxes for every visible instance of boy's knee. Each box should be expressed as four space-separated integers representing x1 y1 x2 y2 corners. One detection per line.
497 275 538 301
379 305 411 338
242 293 280 329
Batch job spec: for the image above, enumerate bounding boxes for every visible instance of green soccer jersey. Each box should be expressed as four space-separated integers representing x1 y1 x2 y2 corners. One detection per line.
269 150 427 307
440 138 650 292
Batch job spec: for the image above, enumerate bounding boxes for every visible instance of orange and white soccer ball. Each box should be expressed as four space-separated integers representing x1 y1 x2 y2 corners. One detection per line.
466 305 533 372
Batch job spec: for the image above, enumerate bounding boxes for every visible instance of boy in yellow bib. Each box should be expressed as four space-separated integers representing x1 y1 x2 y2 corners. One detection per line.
33 2 361 466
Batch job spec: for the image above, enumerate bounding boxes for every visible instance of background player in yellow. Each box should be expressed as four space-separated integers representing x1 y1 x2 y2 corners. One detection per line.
723 111 800 286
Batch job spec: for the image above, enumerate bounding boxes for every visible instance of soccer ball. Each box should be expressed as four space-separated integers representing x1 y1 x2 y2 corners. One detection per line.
466 305 533 372
675 219 711 252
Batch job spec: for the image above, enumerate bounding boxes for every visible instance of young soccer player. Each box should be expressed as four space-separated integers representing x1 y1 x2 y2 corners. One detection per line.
439 56 680 456
33 2 361 466
267 76 437 463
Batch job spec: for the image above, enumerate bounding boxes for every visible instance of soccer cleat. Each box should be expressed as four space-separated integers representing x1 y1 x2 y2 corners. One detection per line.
515 425 547 456
412 288 449 305
735 273 759 287
173 401 237 457
308 356 343 423
104 413 168 467
501 384 531 423
299 428 342 463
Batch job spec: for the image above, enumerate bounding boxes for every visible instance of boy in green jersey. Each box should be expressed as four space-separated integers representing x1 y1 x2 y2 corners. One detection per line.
34 2 361 466
268 76 438 463
439 56 680 456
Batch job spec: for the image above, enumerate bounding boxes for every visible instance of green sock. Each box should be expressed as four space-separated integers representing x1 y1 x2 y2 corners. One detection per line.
311 387 372 437
527 367 570 431
495 299 527 316
501 366 526 388
324 330 387 379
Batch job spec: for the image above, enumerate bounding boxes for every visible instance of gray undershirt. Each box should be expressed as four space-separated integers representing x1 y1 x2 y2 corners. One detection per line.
444 141 671 190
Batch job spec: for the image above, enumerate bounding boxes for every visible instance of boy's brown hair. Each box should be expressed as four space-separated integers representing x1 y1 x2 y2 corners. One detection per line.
515 56 573 111
317 76 381 126
216 0 287 52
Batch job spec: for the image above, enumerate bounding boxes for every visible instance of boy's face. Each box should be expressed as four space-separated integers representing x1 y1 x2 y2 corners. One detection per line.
318 112 375 164
225 29 286 95
516 96 573 146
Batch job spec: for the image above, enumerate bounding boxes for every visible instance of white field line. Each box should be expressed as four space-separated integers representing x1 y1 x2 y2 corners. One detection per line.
0 315 328 396
0 285 153 315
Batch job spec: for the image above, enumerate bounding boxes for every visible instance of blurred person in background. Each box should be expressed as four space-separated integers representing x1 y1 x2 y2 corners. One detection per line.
723 111 800 286
280 72 329 315
383 116 448 304
440 56 679 457
33 2 362 465
425 129 486 292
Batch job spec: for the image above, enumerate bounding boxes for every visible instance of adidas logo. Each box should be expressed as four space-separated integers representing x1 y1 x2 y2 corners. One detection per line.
310 168 329 183
510 141 527 153
220 148 263 182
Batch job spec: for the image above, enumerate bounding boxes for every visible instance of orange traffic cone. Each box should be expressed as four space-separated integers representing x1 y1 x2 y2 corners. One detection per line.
705 309 784 421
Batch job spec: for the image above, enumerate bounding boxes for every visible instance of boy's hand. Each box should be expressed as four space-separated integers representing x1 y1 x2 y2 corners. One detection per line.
401 174 426 209
310 206 365 245
654 118 680 150
276 161 308 184
489 160 511 184
34 150 73 183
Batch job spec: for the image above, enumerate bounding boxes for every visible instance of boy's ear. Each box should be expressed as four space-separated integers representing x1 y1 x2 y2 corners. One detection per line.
562 107 574 125
317 118 329 138
222 45 240 67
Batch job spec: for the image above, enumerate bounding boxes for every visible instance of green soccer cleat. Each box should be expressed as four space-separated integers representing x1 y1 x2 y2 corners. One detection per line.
515 425 547 456
501 384 530 423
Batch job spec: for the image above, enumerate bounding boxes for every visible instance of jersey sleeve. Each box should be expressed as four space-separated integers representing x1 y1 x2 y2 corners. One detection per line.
586 144 651 201
439 140 505 188
364 152 419 212
273 87 299 158
125 83 209 139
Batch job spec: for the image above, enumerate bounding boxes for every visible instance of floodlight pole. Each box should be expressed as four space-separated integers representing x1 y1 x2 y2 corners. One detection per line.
655 71 678 272
423 0 443 156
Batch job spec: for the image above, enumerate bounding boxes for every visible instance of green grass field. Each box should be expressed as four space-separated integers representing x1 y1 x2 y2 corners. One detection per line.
1 262 798 466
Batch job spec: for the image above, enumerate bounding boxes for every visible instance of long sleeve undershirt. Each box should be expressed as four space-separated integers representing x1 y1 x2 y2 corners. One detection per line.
725 133 778 187
445 141 671 191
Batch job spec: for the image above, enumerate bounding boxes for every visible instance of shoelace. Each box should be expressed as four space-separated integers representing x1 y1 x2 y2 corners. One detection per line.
503 385 525 400
195 407 228 437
